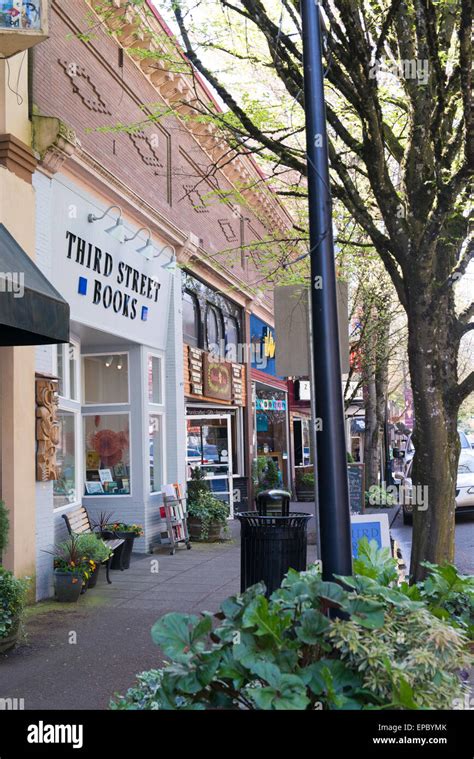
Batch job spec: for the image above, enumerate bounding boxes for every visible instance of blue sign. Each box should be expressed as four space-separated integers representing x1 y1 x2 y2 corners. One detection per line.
250 314 280 377
351 521 382 557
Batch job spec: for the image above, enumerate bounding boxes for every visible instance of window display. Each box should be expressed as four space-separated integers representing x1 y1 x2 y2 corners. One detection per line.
53 410 76 509
84 414 130 495
83 354 129 404
254 385 289 486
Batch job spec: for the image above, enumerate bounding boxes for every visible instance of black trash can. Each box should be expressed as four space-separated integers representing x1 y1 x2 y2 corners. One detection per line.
236 490 311 596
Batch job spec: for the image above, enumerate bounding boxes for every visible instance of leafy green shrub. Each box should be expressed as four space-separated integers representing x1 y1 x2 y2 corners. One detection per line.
296 470 315 488
401 563 474 640
0 501 9 563
187 466 210 506
74 533 112 563
0 568 28 639
111 560 471 711
353 537 399 586
187 491 229 541
346 452 355 463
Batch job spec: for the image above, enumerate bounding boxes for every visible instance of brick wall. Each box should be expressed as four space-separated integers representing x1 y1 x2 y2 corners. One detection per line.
32 0 274 286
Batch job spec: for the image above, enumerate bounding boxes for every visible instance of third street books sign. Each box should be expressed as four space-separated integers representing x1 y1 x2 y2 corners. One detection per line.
203 355 232 401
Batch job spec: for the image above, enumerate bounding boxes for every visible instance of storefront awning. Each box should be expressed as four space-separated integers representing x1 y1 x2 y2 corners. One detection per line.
0 224 69 346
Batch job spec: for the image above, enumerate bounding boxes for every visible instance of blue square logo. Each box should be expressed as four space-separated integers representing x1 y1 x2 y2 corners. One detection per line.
141 306 148 321
78 277 88 295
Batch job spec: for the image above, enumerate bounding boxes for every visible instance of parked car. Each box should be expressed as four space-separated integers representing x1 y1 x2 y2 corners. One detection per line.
400 429 473 475
396 451 474 524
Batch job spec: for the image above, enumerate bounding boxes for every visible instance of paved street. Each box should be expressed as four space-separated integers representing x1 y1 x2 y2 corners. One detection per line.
0 521 317 711
391 510 474 575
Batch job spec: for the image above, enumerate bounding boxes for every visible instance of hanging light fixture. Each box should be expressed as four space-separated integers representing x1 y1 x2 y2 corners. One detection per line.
88 205 125 243
116 356 123 370
105 356 113 368
124 226 154 260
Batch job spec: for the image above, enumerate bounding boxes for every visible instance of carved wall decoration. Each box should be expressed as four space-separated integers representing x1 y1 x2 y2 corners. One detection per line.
218 219 238 242
128 130 163 173
182 184 209 213
58 58 111 114
35 373 60 482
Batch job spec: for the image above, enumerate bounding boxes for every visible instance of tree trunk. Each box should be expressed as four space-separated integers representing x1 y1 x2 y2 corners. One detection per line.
407 296 460 582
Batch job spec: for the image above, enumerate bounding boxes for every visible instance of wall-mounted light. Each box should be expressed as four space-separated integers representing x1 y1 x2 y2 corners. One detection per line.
158 245 177 270
105 356 113 368
116 357 123 370
88 205 125 243
125 226 154 260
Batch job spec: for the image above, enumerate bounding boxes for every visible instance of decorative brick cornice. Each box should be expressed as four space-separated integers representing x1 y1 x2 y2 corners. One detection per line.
88 0 294 236
0 134 37 184
31 112 79 176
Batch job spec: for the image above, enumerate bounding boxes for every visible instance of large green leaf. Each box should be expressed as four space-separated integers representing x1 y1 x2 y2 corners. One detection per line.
151 612 211 661
296 609 330 643
242 596 292 641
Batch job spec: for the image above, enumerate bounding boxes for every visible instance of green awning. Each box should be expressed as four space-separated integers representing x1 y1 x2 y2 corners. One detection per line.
0 224 69 345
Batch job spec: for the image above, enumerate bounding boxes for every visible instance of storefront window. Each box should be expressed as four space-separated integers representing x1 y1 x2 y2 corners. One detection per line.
206 305 222 353
53 410 76 509
148 355 162 404
149 414 163 493
255 386 288 486
224 315 239 360
183 290 200 347
84 414 131 495
83 354 129 404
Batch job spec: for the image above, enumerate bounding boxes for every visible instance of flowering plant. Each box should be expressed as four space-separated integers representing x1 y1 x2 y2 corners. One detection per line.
105 522 144 537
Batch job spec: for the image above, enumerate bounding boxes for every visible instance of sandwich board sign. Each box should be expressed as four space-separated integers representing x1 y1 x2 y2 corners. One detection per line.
350 514 390 558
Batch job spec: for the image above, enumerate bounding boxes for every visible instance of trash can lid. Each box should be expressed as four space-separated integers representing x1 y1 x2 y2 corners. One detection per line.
257 489 292 500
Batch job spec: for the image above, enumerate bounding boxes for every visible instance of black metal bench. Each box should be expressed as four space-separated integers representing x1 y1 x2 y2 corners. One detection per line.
62 506 125 584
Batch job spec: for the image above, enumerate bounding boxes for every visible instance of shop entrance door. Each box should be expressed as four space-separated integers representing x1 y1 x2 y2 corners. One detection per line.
186 415 234 518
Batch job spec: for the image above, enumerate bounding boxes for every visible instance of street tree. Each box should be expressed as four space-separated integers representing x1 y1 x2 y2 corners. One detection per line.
160 0 473 580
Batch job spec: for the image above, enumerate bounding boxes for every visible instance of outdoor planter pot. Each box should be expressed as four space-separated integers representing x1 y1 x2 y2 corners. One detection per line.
109 532 135 570
54 570 83 603
187 517 223 542
87 564 100 589
0 617 20 655
295 485 314 502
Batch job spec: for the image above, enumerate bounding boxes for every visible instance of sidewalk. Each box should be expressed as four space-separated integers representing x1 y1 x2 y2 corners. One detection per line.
1 519 317 710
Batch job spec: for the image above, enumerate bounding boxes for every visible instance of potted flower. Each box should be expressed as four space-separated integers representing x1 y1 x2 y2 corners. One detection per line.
187 491 229 542
295 468 315 502
74 533 112 588
0 568 28 654
47 537 92 603
104 522 144 570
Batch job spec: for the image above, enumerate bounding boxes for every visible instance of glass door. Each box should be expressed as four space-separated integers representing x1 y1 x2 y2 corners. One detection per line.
186 415 234 517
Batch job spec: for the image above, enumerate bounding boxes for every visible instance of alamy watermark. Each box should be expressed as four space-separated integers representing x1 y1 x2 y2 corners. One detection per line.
0 272 24 298
369 57 429 86
366 482 429 511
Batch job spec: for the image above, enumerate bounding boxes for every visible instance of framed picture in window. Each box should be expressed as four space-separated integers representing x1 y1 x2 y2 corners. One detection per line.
99 468 114 484
85 481 104 495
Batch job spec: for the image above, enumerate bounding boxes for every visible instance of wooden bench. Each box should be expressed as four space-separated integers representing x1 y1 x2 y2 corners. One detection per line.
62 506 125 584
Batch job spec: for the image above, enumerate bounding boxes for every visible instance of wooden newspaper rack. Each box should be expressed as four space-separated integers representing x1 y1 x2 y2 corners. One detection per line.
159 483 192 555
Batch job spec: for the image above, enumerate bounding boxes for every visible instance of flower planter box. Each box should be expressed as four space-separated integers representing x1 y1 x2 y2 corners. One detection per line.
54 570 83 603
109 532 136 570
187 517 223 542
0 617 20 654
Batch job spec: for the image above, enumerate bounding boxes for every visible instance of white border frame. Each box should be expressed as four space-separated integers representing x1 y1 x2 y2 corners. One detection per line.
350 514 391 557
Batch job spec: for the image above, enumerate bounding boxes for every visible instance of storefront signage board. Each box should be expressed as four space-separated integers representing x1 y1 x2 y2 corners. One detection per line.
203 355 232 401
51 180 173 352
347 463 365 513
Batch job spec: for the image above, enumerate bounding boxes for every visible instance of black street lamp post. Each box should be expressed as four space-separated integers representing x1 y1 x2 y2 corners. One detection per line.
300 0 353 579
